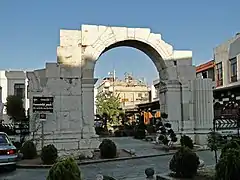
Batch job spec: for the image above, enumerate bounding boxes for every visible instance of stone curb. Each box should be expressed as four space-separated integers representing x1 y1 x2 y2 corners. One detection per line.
16 148 209 169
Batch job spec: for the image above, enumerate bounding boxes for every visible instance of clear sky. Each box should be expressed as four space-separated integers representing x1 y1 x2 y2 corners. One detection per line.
0 0 240 84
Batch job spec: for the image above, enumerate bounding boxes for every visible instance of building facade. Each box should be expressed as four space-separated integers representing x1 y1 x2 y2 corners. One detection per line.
214 33 240 89
195 33 240 118
196 60 215 80
213 33 240 117
96 73 150 110
0 70 29 123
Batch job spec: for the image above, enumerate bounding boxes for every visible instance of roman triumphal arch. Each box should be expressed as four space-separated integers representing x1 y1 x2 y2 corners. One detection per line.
27 24 213 152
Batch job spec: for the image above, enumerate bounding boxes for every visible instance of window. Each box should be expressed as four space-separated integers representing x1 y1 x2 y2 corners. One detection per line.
202 71 208 78
14 83 25 99
138 93 142 98
0 134 10 144
216 62 223 86
230 57 237 82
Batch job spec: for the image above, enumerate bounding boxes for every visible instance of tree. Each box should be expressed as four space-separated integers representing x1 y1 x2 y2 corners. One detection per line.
96 92 122 125
207 130 223 163
5 95 26 122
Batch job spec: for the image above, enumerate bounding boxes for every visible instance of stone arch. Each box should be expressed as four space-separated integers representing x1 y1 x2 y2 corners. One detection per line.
82 27 175 82
86 40 169 81
56 25 193 133
79 26 178 118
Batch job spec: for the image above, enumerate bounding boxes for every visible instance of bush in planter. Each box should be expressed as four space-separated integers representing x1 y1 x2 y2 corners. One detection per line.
164 122 171 128
162 136 169 146
114 129 122 137
161 112 168 119
99 139 117 159
215 148 240 180
169 147 200 178
134 129 146 139
134 123 146 139
220 139 240 158
207 131 223 163
20 140 37 159
158 134 165 141
171 135 178 143
156 122 177 146
47 157 82 180
41 144 58 165
146 124 155 134
180 135 194 149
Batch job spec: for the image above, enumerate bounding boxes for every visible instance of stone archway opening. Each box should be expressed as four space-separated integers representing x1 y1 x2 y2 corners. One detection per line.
93 41 163 124
98 39 167 73
83 38 170 128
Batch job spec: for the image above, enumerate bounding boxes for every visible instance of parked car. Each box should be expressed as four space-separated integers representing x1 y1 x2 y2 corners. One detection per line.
0 132 18 171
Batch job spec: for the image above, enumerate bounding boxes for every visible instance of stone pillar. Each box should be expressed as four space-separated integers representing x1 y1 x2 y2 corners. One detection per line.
179 82 195 139
159 80 182 133
81 78 98 137
193 78 213 144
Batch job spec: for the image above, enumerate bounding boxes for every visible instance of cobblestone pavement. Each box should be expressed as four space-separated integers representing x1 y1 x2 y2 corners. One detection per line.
0 151 217 180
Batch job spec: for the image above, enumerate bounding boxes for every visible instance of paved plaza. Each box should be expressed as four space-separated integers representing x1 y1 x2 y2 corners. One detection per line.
0 137 217 180
0 151 216 180
100 137 162 156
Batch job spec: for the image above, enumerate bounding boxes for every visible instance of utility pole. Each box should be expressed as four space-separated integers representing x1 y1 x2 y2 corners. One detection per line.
109 69 116 96
112 69 116 96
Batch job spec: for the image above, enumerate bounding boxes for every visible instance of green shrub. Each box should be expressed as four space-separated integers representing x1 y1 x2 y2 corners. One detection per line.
180 135 194 149
99 139 117 159
207 131 223 151
47 157 82 180
20 140 37 159
134 129 146 139
220 139 240 158
216 148 240 180
162 136 169 145
171 135 178 143
169 147 200 178
41 144 58 165
114 130 123 137
134 123 146 139
161 112 168 119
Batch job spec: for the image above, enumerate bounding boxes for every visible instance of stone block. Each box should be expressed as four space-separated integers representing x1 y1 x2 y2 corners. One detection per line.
112 26 128 42
46 63 60 78
43 113 57 132
60 29 82 47
56 111 70 130
57 46 75 65
45 78 70 96
81 24 99 46
54 95 81 111
59 65 82 78
134 28 151 41
127 28 135 39
69 119 81 131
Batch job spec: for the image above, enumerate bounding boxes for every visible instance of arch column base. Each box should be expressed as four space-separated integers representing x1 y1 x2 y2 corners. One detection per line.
159 80 182 133
159 79 214 145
